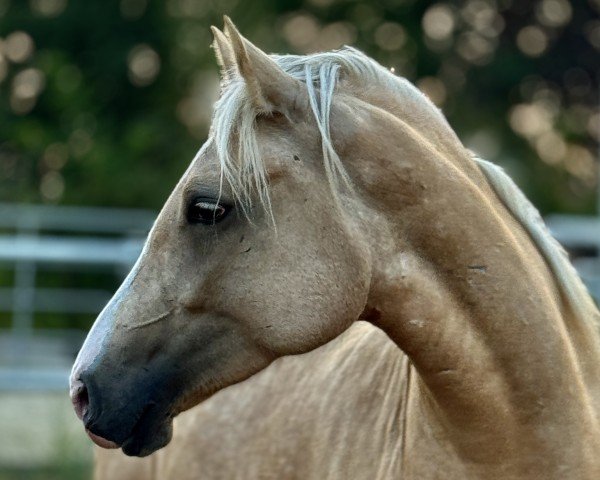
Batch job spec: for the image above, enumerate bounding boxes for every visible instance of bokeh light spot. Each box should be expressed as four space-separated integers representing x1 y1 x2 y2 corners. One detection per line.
176 71 219 138
127 44 160 87
40 171 65 202
317 22 356 50
42 143 69 170
461 0 497 32
587 112 600 142
516 26 548 57
4 31 35 63
422 4 455 41
456 31 495 64
509 103 553 138
535 0 572 28
282 14 320 52
374 22 406 51
30 0 67 18
10 68 45 114
583 20 600 50
563 145 595 183
535 131 567 165
13 67 45 99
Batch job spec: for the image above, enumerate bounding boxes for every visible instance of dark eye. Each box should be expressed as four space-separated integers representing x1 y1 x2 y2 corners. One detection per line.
187 197 231 225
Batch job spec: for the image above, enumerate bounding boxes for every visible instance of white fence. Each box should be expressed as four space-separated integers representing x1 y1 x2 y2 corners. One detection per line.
0 203 155 391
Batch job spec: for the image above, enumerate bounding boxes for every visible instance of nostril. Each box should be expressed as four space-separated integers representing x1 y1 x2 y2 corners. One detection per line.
69 376 120 450
70 379 89 421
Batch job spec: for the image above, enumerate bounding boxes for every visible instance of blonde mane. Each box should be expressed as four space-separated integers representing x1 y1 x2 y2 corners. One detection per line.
476 158 600 328
210 46 599 328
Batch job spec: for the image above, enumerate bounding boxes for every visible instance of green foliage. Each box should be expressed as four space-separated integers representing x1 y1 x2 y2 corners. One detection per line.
0 0 598 213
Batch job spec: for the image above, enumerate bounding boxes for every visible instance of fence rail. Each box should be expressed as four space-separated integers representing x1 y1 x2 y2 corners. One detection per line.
0 203 155 391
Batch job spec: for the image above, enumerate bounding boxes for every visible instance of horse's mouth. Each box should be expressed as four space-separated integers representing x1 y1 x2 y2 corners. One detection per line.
87 404 174 457
85 429 119 449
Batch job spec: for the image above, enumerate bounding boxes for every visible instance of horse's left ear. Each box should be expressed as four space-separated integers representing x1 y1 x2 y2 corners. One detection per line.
222 16 302 114
211 25 237 84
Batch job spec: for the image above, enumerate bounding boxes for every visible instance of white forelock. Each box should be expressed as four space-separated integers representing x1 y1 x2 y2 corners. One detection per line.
210 46 402 216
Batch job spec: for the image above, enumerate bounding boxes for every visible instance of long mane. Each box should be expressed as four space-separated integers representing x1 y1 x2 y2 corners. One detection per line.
210 46 599 328
476 158 600 328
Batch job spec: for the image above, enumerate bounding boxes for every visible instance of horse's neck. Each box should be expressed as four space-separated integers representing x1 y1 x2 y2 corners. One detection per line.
342 96 600 475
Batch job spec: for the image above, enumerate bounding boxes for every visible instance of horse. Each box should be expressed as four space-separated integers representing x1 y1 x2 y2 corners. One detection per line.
70 17 600 479
94 322 407 480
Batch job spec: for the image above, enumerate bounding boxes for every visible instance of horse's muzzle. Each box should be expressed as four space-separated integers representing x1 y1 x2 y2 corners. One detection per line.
69 365 173 456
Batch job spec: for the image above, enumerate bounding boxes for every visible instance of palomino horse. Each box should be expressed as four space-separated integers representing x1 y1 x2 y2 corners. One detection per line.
71 17 600 479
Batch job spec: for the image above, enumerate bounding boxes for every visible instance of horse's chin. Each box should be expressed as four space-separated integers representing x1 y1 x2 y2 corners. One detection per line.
120 415 173 457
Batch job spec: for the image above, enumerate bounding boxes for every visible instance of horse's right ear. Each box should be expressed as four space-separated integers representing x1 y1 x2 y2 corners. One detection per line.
217 16 304 115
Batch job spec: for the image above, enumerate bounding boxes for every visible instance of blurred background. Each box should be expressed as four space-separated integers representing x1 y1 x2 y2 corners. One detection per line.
0 0 598 478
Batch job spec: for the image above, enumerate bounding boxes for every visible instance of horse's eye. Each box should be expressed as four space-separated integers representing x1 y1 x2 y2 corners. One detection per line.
187 198 230 225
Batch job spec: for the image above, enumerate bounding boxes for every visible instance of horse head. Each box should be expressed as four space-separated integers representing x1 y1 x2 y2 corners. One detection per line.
70 18 376 456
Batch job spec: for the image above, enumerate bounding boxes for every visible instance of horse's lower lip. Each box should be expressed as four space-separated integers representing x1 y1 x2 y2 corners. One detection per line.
86 429 119 449
84 403 173 456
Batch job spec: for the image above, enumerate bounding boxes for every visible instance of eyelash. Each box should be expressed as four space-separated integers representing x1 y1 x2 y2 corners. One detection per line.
186 197 231 225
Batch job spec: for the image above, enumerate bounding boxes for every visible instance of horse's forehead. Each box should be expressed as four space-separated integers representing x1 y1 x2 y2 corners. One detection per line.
185 140 220 180
193 139 218 166
195 130 303 177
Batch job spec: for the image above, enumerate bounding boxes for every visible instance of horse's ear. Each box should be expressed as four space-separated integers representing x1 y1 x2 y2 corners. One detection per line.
211 26 237 83
222 16 301 114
